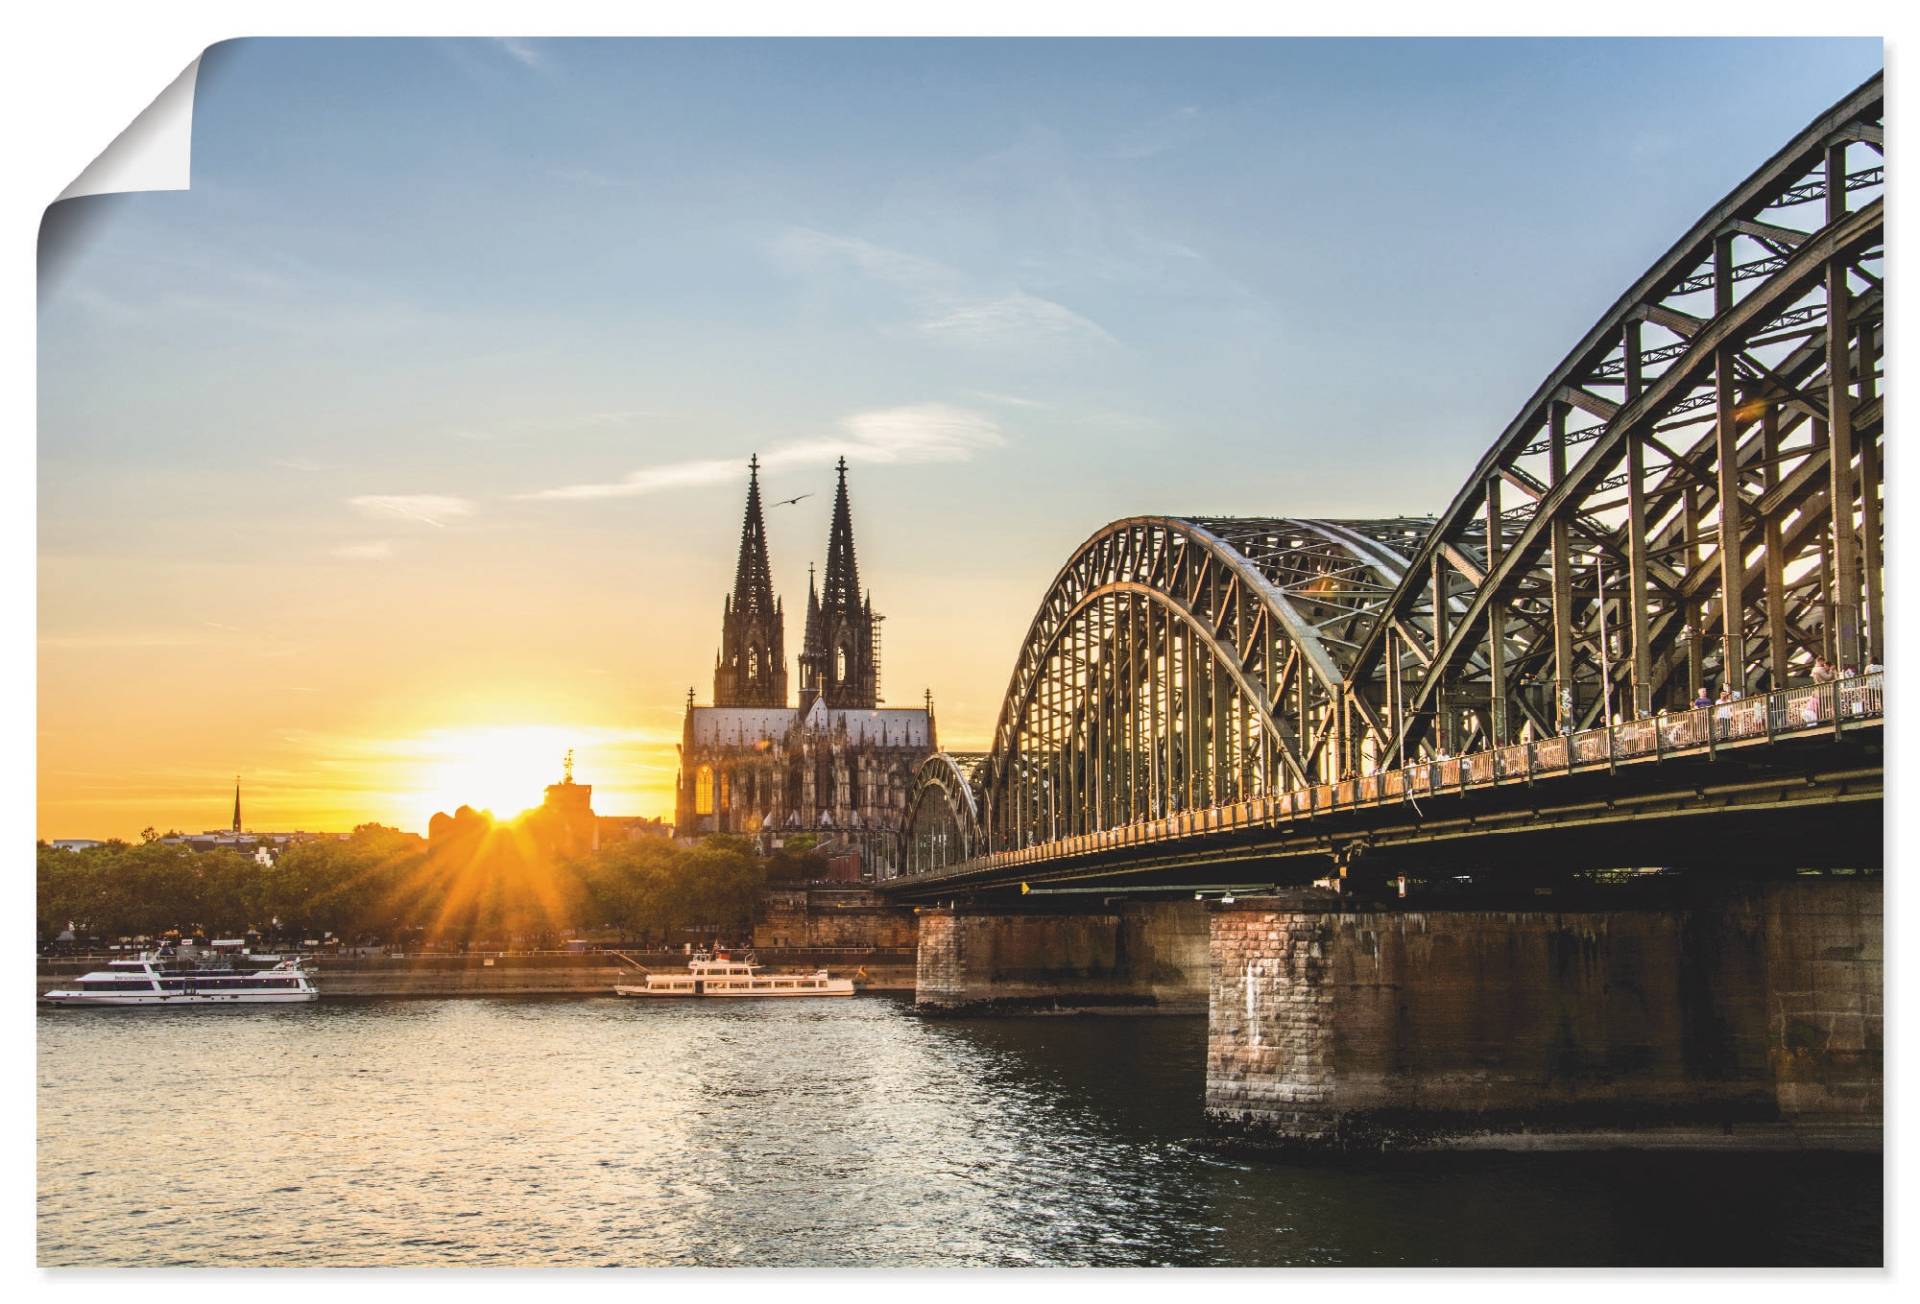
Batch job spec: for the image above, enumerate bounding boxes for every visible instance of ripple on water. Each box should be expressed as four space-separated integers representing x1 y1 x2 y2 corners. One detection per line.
37 997 1882 1267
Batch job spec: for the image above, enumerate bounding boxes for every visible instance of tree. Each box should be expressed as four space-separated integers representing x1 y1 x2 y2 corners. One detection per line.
766 843 828 884
34 812 785 952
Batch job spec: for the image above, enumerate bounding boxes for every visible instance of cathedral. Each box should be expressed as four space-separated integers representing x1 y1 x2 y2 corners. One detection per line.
676 455 935 878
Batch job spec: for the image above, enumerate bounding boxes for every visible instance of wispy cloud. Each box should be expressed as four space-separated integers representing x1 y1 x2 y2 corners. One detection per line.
787 403 1007 464
917 291 1117 347
347 495 475 528
771 228 1117 351
332 540 394 561
970 390 1051 410
439 409 655 447
575 409 655 428
1111 104 1204 160
524 457 743 503
496 38 551 72
520 403 1005 503
44 240 457 346
40 631 203 650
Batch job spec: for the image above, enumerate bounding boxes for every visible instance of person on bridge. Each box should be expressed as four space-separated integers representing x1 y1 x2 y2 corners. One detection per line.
1693 687 1712 711
1715 685 1739 738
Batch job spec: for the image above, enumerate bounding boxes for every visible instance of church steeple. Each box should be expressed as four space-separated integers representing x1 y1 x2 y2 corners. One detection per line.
231 776 242 834
713 455 788 707
821 457 861 611
799 458 879 711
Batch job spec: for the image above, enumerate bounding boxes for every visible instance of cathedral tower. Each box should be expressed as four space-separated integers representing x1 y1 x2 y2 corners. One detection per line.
800 458 879 711
712 455 788 707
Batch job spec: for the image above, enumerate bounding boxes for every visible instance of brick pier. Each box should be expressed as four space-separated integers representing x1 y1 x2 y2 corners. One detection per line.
915 901 1209 1014
1206 878 1881 1150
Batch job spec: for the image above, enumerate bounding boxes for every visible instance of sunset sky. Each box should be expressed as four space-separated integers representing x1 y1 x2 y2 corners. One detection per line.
37 37 1882 838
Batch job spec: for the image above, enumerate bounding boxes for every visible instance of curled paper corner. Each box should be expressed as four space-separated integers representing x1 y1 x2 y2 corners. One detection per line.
56 55 202 202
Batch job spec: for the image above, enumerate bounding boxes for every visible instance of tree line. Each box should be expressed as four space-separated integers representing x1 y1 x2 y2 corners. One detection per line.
36 824 829 950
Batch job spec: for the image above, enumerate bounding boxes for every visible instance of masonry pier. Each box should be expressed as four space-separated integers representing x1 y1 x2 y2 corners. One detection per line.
1204 875 1881 1151
914 900 1209 1014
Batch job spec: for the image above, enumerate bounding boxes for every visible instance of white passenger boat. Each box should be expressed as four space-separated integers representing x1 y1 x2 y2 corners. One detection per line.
42 951 319 1006
615 952 854 998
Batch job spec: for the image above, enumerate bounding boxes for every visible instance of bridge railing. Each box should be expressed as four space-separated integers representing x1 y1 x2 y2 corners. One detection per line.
899 673 1882 882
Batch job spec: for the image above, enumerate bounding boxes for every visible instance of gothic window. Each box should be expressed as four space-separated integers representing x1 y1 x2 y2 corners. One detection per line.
836 642 851 683
746 645 760 683
695 765 715 816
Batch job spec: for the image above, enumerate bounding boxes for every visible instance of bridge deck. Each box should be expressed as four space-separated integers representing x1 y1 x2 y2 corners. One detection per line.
887 674 1882 894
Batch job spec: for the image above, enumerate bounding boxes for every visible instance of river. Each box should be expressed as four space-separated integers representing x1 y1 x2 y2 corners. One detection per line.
37 996 1880 1267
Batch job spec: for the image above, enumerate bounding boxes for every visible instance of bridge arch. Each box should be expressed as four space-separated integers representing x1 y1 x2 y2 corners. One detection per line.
960 516 1429 854
1346 74 1884 762
894 73 1885 883
901 751 985 877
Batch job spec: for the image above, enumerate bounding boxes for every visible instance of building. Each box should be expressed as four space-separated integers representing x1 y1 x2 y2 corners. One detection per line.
147 782 346 857
427 754 673 857
599 814 674 844
536 750 600 859
676 456 935 877
713 455 789 709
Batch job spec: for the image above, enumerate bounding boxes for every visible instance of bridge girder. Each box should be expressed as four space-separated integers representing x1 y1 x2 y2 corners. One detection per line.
939 516 1429 855
895 73 1886 884
1347 75 1884 763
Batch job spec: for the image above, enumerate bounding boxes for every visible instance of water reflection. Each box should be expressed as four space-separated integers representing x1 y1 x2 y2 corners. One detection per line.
38 997 1879 1267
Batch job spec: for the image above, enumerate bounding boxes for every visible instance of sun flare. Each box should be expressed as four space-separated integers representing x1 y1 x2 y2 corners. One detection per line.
409 725 577 828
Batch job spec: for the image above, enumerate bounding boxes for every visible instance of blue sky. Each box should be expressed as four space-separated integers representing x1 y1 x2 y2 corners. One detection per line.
36 37 1884 833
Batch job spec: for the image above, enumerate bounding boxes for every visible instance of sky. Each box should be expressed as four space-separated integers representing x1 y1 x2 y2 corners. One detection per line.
36 36 1884 838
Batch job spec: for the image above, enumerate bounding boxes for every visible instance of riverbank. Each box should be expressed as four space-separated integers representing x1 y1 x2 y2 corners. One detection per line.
36 950 917 998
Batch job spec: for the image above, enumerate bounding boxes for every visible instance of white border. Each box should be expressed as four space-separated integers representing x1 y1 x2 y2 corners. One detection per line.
8 3 1911 1300
55 57 199 202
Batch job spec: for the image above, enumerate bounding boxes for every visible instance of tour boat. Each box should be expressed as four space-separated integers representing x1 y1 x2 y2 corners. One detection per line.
42 951 319 1006
614 951 854 998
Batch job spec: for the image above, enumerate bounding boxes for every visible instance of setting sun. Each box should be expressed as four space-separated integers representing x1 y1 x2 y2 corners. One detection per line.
408 725 580 828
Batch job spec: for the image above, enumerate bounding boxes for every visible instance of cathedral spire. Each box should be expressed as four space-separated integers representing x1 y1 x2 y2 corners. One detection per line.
731 454 776 619
820 457 861 612
798 457 878 711
712 455 789 707
231 776 242 834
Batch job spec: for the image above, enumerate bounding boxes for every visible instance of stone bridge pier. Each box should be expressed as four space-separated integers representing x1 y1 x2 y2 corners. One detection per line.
914 900 1210 1014
1205 876 1882 1150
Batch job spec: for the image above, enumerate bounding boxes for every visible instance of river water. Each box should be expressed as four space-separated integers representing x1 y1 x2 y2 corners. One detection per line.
37 996 1880 1267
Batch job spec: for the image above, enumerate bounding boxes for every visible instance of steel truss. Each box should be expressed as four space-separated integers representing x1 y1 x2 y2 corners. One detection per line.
1347 74 1883 766
901 517 1432 862
899 73 1885 875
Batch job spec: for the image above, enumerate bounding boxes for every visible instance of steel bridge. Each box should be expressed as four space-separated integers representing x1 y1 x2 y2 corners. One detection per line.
889 75 1884 901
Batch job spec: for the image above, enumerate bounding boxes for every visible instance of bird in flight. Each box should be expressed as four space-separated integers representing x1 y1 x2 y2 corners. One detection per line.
772 492 813 508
